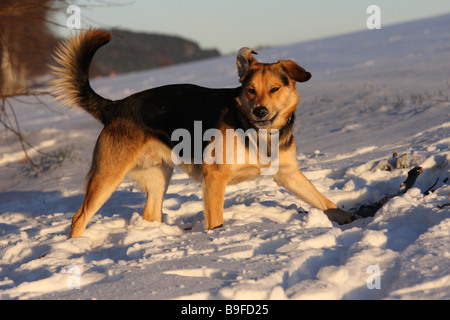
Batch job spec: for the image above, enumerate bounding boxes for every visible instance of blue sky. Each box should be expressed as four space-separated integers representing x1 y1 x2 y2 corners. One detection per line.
58 0 450 53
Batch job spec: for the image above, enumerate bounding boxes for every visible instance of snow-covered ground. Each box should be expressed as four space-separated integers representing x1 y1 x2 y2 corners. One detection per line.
1 14 449 300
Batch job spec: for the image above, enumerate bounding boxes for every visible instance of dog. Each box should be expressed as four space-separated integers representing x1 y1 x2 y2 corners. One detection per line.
50 29 356 238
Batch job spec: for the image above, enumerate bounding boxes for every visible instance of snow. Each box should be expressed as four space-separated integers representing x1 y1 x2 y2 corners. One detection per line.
1 14 450 300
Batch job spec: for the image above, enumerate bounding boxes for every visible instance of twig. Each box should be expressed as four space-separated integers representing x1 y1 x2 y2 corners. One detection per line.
424 177 439 195
0 97 41 169
0 91 57 171
1 90 53 99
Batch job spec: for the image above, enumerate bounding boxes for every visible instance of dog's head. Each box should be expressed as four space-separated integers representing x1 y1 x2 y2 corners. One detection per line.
236 47 311 130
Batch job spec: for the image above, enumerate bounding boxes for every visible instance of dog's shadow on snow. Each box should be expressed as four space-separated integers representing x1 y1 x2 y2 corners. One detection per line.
0 190 156 238
0 190 148 218
0 189 206 236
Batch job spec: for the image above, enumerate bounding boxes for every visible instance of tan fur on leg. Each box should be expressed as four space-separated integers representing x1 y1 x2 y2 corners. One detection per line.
70 123 146 237
129 163 173 223
273 142 355 224
202 168 228 230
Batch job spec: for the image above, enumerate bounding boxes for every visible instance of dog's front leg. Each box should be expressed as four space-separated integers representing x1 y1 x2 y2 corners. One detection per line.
274 165 354 224
202 168 228 230
274 145 355 224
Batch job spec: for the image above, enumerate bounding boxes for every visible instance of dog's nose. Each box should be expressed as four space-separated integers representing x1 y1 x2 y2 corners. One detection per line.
253 106 268 119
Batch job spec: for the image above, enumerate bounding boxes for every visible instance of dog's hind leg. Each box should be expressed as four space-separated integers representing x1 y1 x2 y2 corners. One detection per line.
129 163 173 223
70 125 145 238
70 173 126 238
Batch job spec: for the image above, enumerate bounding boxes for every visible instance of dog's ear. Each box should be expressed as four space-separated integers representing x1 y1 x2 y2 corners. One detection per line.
280 60 311 83
237 47 258 79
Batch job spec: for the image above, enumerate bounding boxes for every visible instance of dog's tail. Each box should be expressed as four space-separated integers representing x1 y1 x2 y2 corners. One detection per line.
50 29 113 124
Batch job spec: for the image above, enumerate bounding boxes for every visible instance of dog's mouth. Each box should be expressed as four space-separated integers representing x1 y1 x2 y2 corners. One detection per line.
250 113 278 129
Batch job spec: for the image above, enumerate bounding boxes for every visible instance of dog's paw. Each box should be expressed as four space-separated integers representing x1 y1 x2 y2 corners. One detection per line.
324 208 359 225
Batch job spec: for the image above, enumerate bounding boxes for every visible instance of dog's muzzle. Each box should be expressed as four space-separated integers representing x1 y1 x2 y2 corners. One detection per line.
253 106 269 119
251 107 278 129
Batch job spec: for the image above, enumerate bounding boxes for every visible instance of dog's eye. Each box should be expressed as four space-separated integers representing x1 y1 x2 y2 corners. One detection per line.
247 88 256 95
270 87 280 94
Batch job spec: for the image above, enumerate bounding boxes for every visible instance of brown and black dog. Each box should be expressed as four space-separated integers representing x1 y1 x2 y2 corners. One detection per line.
51 29 356 238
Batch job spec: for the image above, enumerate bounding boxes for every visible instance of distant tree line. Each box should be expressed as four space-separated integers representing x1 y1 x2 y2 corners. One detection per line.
93 29 220 77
